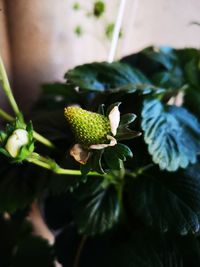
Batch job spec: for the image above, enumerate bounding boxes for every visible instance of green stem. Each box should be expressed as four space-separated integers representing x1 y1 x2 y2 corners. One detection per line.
0 56 21 118
0 108 55 149
0 108 13 121
27 152 102 177
126 163 155 178
32 131 55 149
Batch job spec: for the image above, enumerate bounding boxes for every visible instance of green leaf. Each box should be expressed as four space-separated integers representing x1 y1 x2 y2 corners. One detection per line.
142 46 178 70
110 231 183 267
65 62 149 92
122 46 185 90
116 127 141 141
107 83 166 95
73 177 120 235
93 1 105 17
0 155 49 212
176 48 200 87
104 147 122 170
80 160 92 175
185 86 200 118
128 164 200 235
42 83 80 101
119 113 137 126
111 143 133 160
142 99 200 171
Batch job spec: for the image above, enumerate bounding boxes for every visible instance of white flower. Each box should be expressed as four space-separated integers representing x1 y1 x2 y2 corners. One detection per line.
5 129 29 158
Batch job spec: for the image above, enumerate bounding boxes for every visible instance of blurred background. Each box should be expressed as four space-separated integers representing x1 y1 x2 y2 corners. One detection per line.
0 0 200 111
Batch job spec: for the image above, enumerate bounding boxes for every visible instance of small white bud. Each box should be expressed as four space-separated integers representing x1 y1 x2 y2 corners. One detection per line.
5 129 29 158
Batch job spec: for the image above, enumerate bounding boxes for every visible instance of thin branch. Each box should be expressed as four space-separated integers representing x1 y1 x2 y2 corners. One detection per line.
0 55 21 118
26 152 102 177
73 235 87 267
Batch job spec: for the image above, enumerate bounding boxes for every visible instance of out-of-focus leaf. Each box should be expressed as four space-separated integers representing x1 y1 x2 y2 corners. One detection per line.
0 155 48 212
128 164 200 235
142 99 200 171
73 177 120 235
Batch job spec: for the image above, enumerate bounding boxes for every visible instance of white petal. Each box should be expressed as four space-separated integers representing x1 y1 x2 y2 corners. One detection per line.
70 144 90 164
108 106 120 136
107 135 117 145
89 135 117 149
5 129 29 158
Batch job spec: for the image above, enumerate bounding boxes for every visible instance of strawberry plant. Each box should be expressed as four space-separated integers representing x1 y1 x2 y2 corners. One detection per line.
1 46 200 267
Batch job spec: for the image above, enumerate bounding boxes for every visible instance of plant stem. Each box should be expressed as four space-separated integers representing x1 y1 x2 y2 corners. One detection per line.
0 108 55 149
0 108 13 121
0 55 21 118
27 152 102 177
32 131 55 149
73 235 87 267
126 163 155 178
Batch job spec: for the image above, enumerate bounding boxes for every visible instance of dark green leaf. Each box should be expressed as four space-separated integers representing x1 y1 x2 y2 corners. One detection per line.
108 83 166 94
185 86 200 119
97 104 105 115
73 177 120 235
142 46 178 70
0 155 48 212
110 231 183 267
104 147 122 170
65 62 149 92
142 99 200 171
152 69 184 89
80 160 92 175
42 83 79 99
119 113 137 126
111 143 133 160
116 128 141 141
128 164 200 234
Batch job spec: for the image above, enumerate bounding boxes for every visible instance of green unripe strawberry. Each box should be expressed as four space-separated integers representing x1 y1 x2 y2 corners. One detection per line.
64 106 111 147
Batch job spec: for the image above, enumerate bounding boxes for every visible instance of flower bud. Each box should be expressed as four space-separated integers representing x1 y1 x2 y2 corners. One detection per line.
5 129 29 158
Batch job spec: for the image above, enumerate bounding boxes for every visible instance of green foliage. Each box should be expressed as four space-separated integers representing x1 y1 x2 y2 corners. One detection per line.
0 155 48 212
93 1 105 18
65 62 150 92
72 2 80 10
128 164 200 234
105 23 123 40
74 25 83 36
2 46 200 266
142 99 200 171
73 177 120 235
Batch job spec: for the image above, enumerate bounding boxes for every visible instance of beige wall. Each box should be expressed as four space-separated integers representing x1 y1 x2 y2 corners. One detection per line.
0 0 200 110
122 0 200 56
